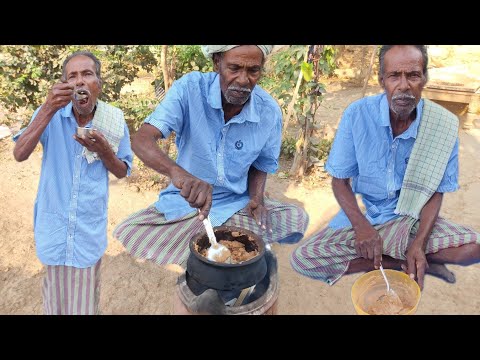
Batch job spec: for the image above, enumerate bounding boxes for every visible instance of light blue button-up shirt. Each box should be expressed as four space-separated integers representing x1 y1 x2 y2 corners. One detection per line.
144 71 282 226
13 102 133 267
325 93 459 229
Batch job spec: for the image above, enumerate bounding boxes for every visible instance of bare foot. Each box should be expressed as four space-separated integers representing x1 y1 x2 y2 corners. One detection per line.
426 263 456 284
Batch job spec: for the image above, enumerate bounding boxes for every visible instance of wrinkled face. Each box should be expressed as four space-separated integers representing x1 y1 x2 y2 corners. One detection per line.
64 55 102 117
379 46 427 118
214 45 263 106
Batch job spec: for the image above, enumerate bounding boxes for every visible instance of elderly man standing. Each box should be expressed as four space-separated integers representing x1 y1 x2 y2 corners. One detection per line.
13 50 133 314
291 45 480 290
113 45 308 267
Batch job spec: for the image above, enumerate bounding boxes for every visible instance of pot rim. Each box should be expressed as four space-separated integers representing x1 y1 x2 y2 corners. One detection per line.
189 225 265 268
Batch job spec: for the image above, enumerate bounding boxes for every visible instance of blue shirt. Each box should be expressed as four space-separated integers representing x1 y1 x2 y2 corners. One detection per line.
13 102 133 268
145 71 282 226
325 93 459 229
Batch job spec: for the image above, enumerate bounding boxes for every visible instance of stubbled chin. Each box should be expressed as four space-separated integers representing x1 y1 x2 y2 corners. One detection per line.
73 101 95 116
226 96 249 105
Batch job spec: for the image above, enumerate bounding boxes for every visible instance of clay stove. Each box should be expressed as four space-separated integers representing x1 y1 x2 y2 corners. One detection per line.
174 226 279 315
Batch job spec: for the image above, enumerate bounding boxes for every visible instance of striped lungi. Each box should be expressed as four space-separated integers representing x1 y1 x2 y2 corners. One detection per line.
113 198 308 265
291 216 479 285
42 259 102 315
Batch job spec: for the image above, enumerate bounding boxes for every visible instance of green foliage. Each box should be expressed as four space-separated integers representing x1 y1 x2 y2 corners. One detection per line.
260 45 336 177
0 45 157 125
0 46 68 121
316 45 337 76
93 45 157 102
149 45 213 86
281 137 297 159
260 45 305 109
171 45 213 75
111 92 157 135
301 61 314 81
310 138 333 161
260 45 332 118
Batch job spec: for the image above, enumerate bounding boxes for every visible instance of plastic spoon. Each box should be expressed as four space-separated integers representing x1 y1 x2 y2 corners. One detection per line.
379 264 401 300
377 264 404 312
202 215 232 263
379 264 392 294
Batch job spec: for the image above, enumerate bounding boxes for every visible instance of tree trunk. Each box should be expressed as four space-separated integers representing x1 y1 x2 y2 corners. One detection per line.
282 46 309 139
290 117 311 178
361 45 377 98
161 45 171 91
298 117 310 177
290 127 304 177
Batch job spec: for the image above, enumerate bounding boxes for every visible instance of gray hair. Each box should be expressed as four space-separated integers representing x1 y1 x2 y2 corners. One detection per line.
378 45 428 82
61 50 102 81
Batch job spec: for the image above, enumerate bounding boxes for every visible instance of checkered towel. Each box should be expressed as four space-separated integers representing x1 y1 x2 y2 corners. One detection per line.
395 99 458 219
83 100 125 164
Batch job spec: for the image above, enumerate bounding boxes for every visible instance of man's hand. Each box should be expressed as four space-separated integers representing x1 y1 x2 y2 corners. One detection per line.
354 224 383 269
13 80 75 162
171 170 212 220
74 129 110 156
244 197 271 232
402 242 428 290
44 80 74 113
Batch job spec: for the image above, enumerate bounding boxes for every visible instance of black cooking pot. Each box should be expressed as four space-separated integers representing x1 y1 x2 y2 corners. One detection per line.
187 225 267 291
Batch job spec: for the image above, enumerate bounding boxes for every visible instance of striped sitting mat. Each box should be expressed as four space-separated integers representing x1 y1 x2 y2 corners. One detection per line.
291 216 479 285
113 198 308 265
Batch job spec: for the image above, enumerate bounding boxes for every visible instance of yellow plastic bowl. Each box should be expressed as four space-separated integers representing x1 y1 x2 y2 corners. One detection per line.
351 269 421 315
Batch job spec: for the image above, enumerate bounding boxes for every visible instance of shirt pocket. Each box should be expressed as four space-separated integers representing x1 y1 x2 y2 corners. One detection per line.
86 160 106 181
226 147 260 183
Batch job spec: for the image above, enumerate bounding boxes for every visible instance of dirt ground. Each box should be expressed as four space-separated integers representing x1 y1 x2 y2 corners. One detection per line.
1 48 480 315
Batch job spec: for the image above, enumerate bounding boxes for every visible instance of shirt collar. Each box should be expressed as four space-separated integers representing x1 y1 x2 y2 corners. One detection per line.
379 93 424 139
207 73 260 123
61 101 75 120
60 101 98 126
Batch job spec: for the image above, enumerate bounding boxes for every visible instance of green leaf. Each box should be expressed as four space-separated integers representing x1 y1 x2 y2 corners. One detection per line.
301 62 313 81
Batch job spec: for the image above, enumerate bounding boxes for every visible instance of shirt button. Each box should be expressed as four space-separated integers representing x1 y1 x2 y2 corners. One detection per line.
76 155 80 158
73 195 77 198
218 176 223 181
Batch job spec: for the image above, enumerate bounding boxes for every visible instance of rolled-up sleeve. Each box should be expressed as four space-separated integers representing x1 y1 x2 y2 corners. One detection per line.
437 138 459 193
144 78 186 139
325 107 359 179
12 107 48 145
117 123 134 177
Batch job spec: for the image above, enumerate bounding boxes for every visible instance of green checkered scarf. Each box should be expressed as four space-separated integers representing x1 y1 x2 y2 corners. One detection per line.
83 100 125 164
395 99 458 219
